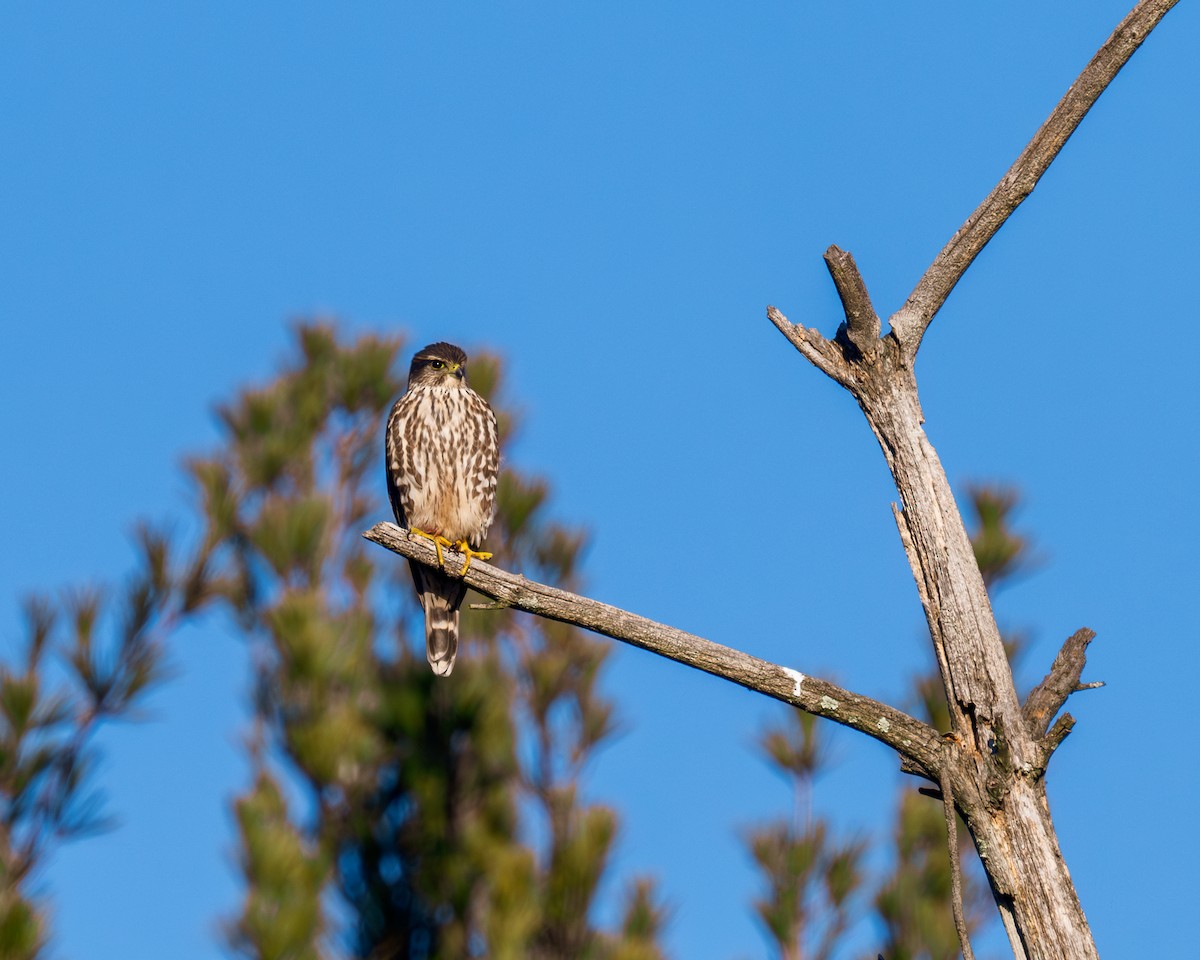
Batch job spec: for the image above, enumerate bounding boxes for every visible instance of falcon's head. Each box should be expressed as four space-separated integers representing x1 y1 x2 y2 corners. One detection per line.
408 342 470 388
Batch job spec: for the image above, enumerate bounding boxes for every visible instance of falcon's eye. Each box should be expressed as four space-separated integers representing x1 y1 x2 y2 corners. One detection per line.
430 360 444 370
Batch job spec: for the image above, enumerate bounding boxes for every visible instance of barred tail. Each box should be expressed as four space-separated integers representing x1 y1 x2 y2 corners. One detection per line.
424 597 460 676
412 563 467 676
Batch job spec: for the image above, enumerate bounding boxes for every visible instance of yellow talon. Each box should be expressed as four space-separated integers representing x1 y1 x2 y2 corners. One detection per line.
453 540 492 576
409 528 456 568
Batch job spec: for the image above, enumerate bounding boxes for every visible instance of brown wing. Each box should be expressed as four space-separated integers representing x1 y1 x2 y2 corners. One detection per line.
384 396 411 529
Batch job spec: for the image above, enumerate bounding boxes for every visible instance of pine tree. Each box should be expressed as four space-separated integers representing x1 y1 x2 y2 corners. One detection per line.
745 709 865 960
0 533 177 959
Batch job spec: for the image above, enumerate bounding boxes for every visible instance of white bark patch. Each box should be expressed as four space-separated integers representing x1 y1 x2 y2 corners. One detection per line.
877 716 891 733
820 695 840 711
782 667 806 696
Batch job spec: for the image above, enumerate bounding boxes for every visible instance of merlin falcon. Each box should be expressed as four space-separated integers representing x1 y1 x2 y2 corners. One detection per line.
385 342 500 676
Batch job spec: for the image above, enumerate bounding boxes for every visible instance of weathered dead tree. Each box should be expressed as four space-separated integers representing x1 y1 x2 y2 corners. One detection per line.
366 2 1180 957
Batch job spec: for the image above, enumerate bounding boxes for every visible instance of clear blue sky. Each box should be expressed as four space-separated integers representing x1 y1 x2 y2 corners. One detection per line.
2 3 1197 958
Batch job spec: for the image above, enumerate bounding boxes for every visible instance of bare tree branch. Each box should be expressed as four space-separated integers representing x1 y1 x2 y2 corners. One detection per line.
1023 627 1101 738
364 521 943 775
824 245 880 358
889 0 1181 354
938 755 976 960
1042 714 1077 764
766 306 856 388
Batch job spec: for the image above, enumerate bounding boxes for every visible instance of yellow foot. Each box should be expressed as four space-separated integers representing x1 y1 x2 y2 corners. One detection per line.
409 528 456 568
452 540 493 576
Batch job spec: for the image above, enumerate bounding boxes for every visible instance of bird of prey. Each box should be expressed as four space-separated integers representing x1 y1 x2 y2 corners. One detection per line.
385 342 500 676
